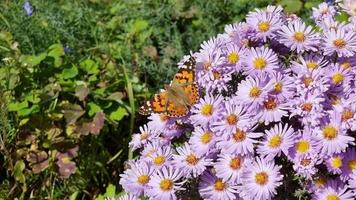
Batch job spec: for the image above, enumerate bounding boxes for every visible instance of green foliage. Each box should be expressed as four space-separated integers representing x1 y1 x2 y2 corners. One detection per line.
0 0 323 199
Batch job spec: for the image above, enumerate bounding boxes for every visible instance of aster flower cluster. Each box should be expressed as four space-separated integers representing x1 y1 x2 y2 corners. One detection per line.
119 3 356 200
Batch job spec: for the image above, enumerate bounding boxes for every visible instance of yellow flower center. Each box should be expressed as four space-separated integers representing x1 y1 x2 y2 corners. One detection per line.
326 194 340 200
258 21 270 32
348 159 356 170
263 98 277 110
253 57 267 69
228 52 239 64
296 140 310 153
323 125 338 140
341 109 354 122
303 76 313 87
159 179 173 191
274 82 283 93
306 62 318 69
255 172 269 185
340 62 351 69
200 131 213 144
201 104 214 116
333 39 346 48
226 114 238 125
233 129 246 142
331 156 343 169
293 32 305 42
229 157 242 170
268 135 282 148
137 175 150 185
301 103 313 112
332 73 344 85
214 179 226 191
153 156 166 166
186 154 199 165
249 87 262 98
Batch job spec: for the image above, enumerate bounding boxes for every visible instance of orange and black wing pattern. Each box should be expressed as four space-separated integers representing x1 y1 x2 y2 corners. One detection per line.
139 55 199 117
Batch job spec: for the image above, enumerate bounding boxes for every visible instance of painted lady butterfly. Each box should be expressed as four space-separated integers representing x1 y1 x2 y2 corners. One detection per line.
139 56 199 117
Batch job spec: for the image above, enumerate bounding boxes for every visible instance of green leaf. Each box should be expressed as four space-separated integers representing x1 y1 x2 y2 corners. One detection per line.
105 184 116 197
8 101 28 111
131 19 149 33
279 0 302 13
48 44 65 67
13 160 26 183
69 191 79 200
79 59 99 74
25 92 41 104
61 65 78 79
17 105 40 117
109 107 128 121
20 53 47 67
88 102 102 117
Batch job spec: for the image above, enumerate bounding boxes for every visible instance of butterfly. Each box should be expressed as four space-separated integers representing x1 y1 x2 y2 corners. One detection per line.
139 56 199 117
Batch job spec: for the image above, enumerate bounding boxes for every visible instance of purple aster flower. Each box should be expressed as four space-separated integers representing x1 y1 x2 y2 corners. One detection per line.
117 193 139 200
189 94 224 128
23 1 34 16
256 96 289 125
289 91 326 127
239 157 283 200
246 8 283 42
292 153 320 179
202 67 233 93
339 0 356 17
323 27 356 57
293 67 329 94
334 94 356 131
287 128 321 160
217 128 263 156
235 74 273 110
326 63 353 91
316 111 354 156
129 124 159 151
119 160 154 196
147 145 173 170
257 123 296 161
340 148 356 181
146 166 185 200
242 46 279 76
325 153 344 175
290 54 329 74
172 142 212 178
211 100 253 136
268 71 295 101
199 171 240 200
215 153 252 184
278 19 320 53
189 126 217 157
312 180 354 200
147 113 174 133
312 3 336 22
223 44 247 73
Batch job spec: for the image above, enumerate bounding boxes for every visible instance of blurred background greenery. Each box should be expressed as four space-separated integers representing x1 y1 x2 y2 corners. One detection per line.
0 0 322 199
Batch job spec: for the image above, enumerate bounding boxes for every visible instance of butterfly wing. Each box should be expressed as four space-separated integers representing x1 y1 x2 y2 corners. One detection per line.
139 55 199 117
139 90 168 115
